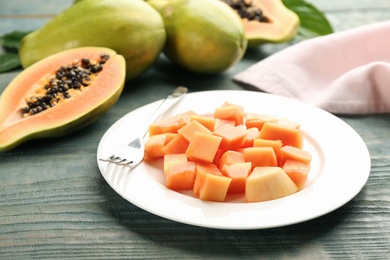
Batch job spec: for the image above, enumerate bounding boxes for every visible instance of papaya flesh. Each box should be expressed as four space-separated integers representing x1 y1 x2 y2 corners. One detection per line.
222 0 300 47
147 0 247 74
19 0 166 81
0 47 126 152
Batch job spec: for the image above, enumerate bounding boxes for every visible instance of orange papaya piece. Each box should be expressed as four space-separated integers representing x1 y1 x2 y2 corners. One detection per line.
185 132 222 163
162 134 189 155
259 122 303 148
148 110 195 136
280 145 312 166
217 150 245 170
144 133 176 160
221 162 252 194
212 124 247 150
245 113 278 131
165 161 196 191
241 127 260 148
253 138 283 166
243 147 278 168
177 120 211 142
282 159 311 190
190 115 215 131
214 103 244 126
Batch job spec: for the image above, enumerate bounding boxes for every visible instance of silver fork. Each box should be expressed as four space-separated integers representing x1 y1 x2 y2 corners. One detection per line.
99 86 188 168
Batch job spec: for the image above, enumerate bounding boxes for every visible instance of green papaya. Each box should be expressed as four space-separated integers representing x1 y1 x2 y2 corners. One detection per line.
0 47 126 151
221 0 300 46
19 0 166 81
147 0 247 74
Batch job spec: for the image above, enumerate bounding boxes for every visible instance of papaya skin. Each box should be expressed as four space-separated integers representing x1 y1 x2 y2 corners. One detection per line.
241 0 300 46
19 0 166 81
0 47 126 152
147 0 247 74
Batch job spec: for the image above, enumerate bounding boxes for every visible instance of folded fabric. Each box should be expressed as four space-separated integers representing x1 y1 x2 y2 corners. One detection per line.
233 20 390 114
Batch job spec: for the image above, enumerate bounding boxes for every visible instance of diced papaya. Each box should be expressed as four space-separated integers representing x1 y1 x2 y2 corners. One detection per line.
148 110 195 136
243 147 278 169
178 120 211 142
259 122 303 148
186 132 222 163
162 134 189 155
245 113 278 131
282 159 311 190
165 161 196 191
213 118 235 130
193 162 222 196
144 133 177 160
221 162 252 194
217 150 245 170
199 172 232 202
190 115 215 131
214 103 244 126
241 127 260 148
253 139 283 166
163 153 188 174
245 167 299 203
280 145 312 166
212 124 247 150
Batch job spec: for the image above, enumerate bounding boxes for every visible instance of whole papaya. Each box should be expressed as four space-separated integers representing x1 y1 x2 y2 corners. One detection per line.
147 0 247 74
19 0 166 81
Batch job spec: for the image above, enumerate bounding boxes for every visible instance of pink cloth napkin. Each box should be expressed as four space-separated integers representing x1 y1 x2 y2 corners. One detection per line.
233 21 390 114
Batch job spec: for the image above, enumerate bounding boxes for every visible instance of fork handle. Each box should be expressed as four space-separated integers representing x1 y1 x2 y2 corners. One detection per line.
143 86 188 139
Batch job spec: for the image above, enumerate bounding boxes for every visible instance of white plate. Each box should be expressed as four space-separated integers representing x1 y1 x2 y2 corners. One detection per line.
97 90 371 229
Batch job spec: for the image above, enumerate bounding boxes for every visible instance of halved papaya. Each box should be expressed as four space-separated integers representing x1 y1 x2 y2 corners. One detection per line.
0 47 126 151
222 0 300 46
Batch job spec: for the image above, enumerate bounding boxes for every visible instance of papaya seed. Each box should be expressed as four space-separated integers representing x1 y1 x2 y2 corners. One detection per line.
221 0 270 23
22 53 110 116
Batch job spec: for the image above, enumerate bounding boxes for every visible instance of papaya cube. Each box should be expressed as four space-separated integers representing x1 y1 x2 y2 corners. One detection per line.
213 118 236 130
165 161 196 191
186 132 222 163
280 145 312 166
162 134 189 155
243 147 278 169
217 150 245 170
253 139 283 166
212 124 247 150
194 162 222 196
282 159 311 190
214 103 244 126
259 122 303 148
241 127 260 148
199 172 232 202
190 115 215 131
163 153 188 174
245 167 299 203
144 133 177 160
245 113 278 131
148 110 195 136
178 120 211 142
221 162 252 194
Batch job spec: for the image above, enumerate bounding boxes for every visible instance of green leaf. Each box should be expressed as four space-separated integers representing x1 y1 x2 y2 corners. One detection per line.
0 53 21 73
0 30 30 50
282 0 334 41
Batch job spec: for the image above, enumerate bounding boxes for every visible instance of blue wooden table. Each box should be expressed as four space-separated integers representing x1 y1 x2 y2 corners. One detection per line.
1 0 390 258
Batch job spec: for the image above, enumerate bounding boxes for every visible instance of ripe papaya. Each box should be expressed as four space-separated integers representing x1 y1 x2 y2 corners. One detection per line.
19 0 166 81
221 0 300 46
0 47 126 152
147 0 247 74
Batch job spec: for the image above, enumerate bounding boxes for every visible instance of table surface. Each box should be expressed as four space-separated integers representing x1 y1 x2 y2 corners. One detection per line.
1 0 390 259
